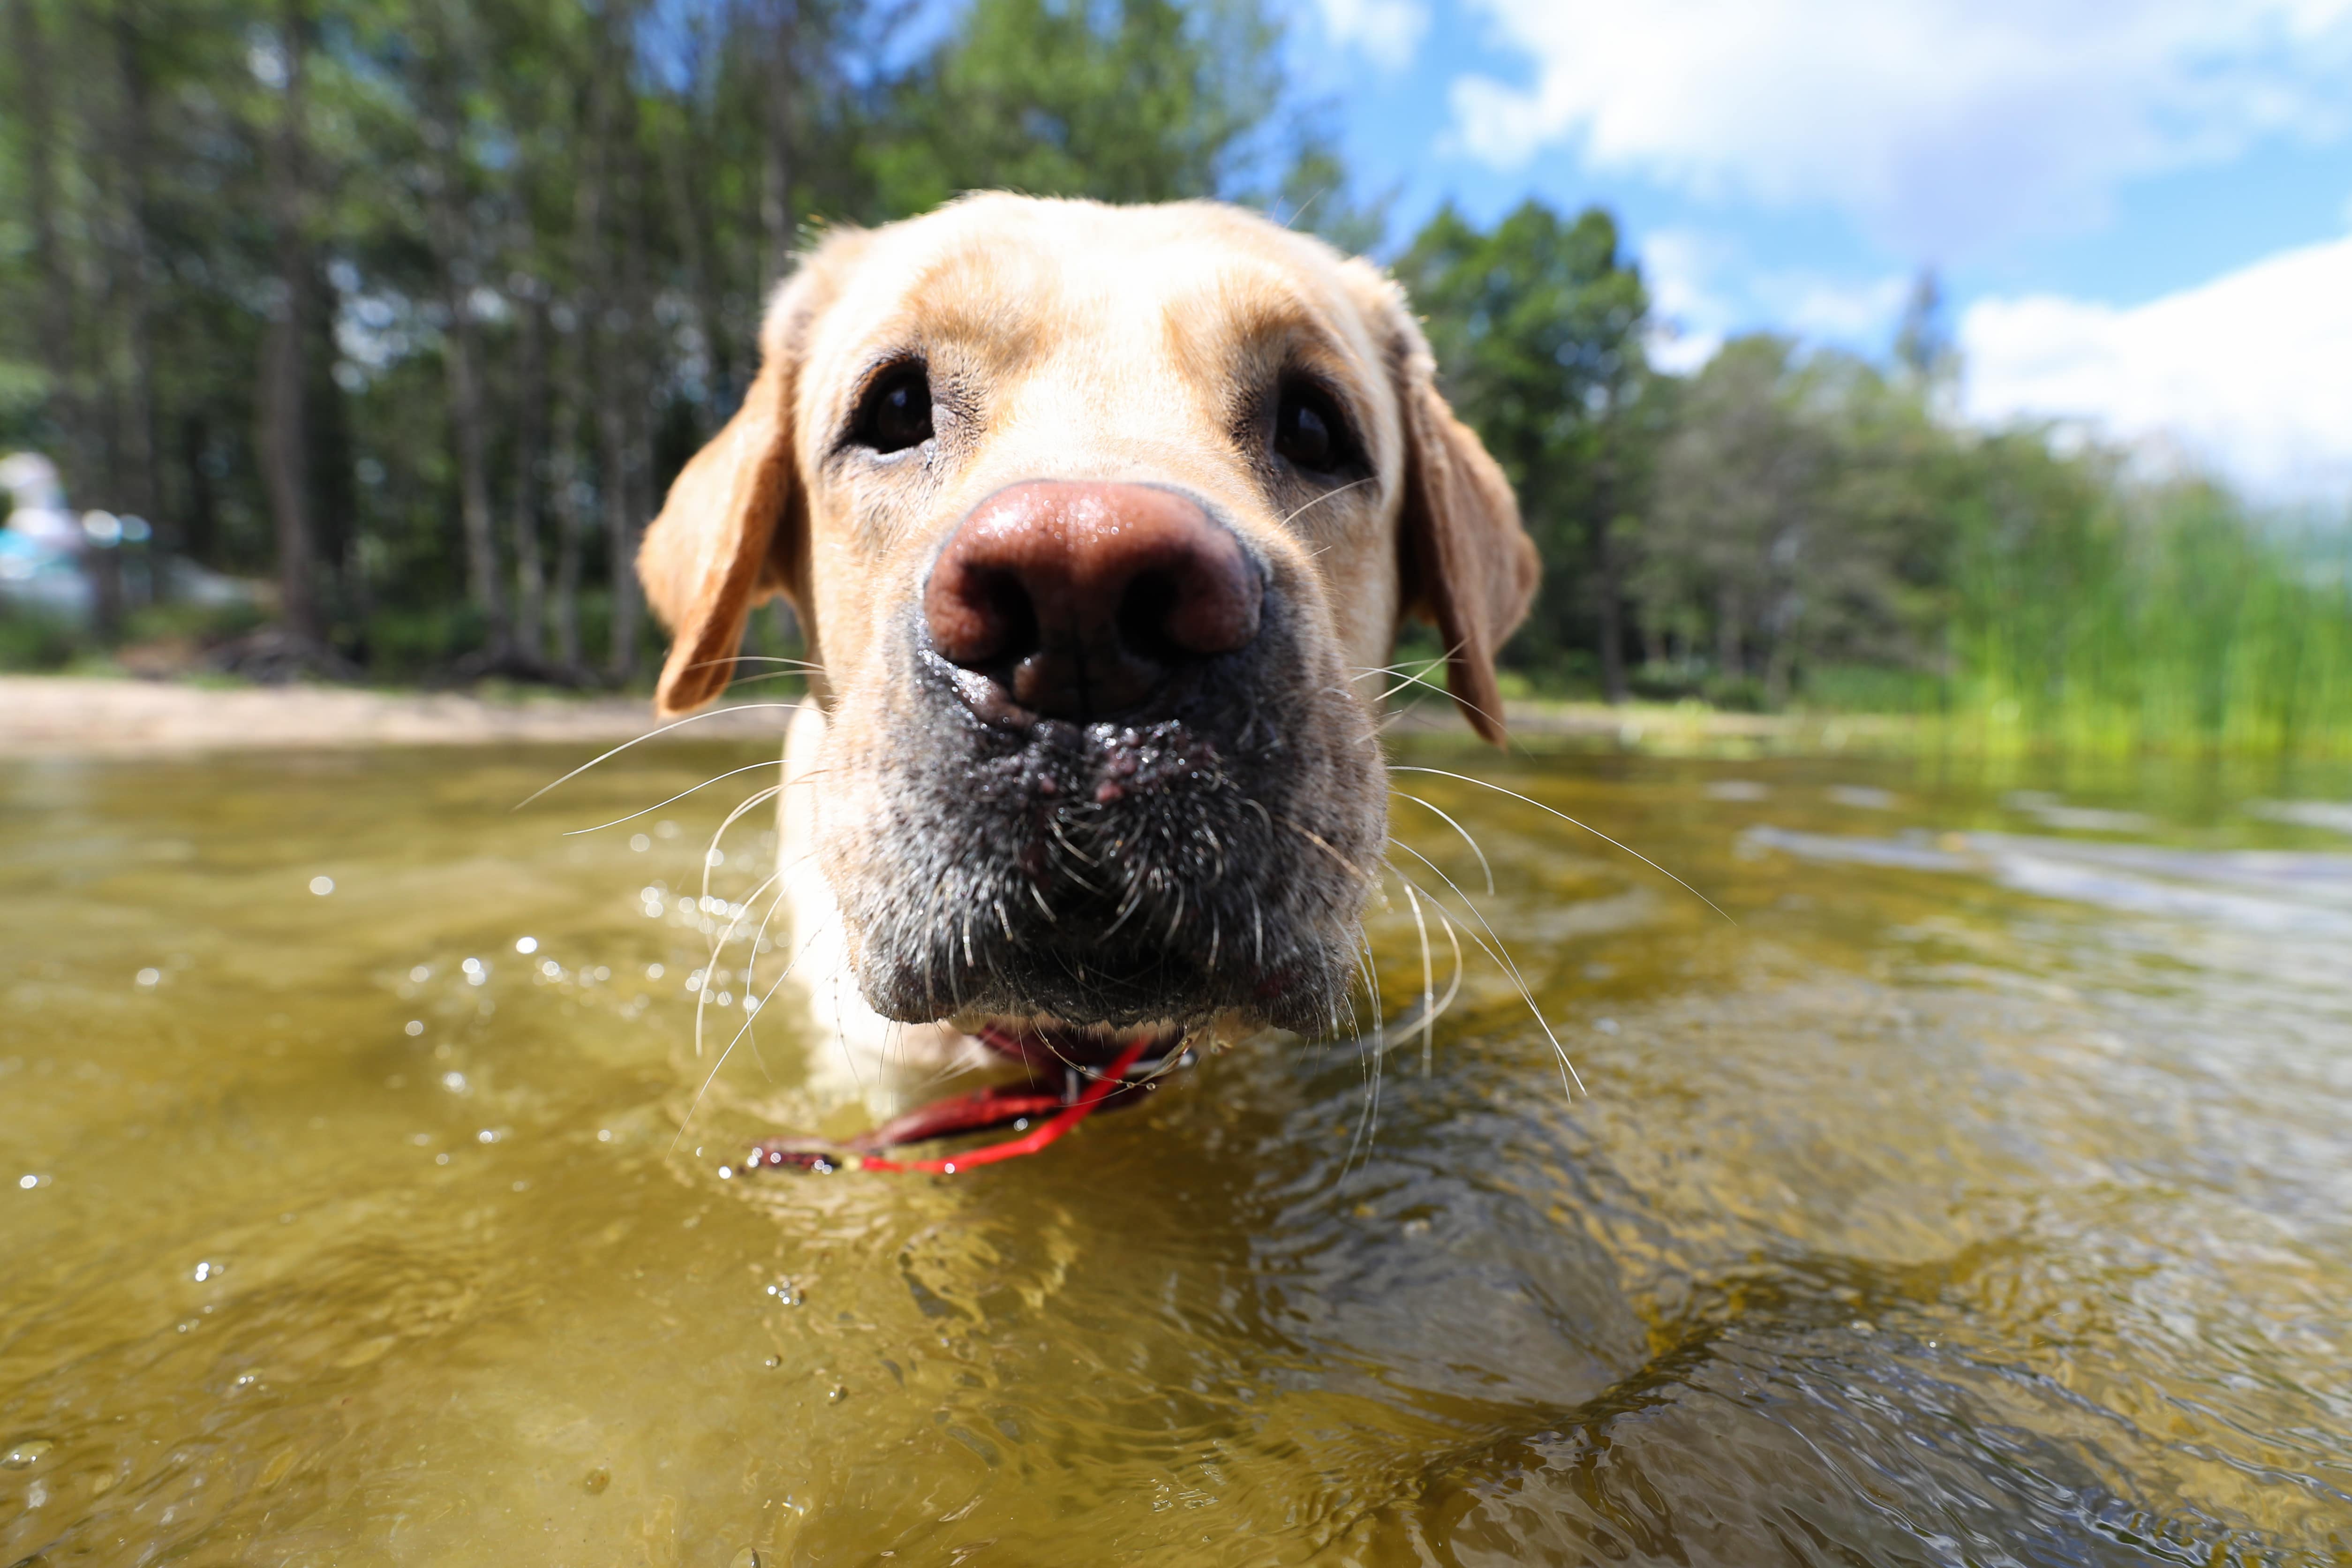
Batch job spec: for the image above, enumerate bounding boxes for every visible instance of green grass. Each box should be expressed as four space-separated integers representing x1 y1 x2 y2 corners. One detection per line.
1945 481 2352 756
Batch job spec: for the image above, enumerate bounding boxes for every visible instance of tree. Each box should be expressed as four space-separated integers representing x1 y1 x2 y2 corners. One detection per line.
1396 200 1651 699
0 0 1363 683
869 0 1285 211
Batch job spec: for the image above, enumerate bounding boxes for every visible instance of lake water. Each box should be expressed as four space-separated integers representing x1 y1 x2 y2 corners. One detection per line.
5 737 2352 1565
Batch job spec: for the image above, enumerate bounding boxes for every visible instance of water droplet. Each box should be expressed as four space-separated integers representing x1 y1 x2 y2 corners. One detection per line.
135 967 160 988
826 1384 847 1404
514 936 538 954
441 1071 467 1093
730 1549 762 1568
404 1020 424 1038
646 963 665 980
582 1467 610 1495
2 1439 53 1469
16 1174 42 1191
629 833 651 852
763 1355 781 1369
409 965 431 983
192 1260 219 1282
309 875 334 896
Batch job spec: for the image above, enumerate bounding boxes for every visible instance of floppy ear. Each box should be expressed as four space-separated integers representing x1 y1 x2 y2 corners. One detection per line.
637 277 816 717
1388 315 1539 746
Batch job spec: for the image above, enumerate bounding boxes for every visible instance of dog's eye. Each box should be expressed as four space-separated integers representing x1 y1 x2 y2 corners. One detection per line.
854 363 934 453
1273 381 1344 474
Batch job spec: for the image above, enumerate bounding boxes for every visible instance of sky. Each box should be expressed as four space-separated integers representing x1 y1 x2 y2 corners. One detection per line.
1288 0 2352 508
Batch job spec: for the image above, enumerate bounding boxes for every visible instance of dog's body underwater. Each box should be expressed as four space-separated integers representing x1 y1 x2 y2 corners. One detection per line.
635 194 1536 1112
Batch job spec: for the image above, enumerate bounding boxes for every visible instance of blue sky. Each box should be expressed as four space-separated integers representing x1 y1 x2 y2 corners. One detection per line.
1285 0 2352 505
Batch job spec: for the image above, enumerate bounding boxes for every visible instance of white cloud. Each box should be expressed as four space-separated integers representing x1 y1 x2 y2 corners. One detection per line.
1765 274 1910 344
1960 234 2352 503
1638 229 1733 372
1449 0 2352 254
1639 228 1909 369
1310 0 1429 71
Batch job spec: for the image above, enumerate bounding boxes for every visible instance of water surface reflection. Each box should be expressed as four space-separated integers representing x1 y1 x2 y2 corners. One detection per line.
3 743 2349 1563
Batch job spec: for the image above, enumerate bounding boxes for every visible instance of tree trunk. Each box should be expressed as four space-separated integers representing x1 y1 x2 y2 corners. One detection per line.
258 0 319 645
550 382 587 675
581 4 645 684
110 2 161 533
1713 584 1742 681
178 413 217 565
422 142 509 658
759 2 798 288
511 283 550 664
656 104 735 413
13 0 82 497
1589 505 1628 705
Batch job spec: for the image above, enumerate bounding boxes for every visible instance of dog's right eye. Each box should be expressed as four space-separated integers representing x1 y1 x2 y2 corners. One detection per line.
853 364 934 453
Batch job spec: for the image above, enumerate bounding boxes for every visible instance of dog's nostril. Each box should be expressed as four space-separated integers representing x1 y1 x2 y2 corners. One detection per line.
1115 570 1185 664
924 482 1262 722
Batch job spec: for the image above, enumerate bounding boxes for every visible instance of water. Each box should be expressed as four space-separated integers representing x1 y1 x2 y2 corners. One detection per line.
5 739 2352 1565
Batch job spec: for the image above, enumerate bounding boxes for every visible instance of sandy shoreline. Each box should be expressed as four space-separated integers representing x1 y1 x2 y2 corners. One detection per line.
0 673 1893 757
0 675 793 757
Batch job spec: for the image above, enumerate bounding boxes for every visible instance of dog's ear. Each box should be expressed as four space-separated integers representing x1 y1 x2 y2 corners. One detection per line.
1381 297 1539 746
639 257 836 717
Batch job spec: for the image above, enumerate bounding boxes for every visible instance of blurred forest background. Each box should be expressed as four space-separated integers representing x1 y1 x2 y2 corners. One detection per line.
3 0 2349 753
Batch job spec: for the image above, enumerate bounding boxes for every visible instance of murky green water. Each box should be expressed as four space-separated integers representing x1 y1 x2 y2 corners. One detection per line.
6 737 2352 1565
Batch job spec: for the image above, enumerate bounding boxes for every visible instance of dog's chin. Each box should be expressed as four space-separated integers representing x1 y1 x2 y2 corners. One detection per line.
956 1016 1190 1071
844 917 1364 1040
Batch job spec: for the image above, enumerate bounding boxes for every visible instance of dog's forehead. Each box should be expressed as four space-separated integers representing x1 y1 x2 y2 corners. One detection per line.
801 198 1384 393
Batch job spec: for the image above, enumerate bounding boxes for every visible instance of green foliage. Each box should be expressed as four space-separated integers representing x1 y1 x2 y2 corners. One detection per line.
3 2 2342 754
0 0 1335 684
870 0 1283 211
1400 202 2352 754
1949 466 2352 753
1394 201 1651 673
0 606 80 671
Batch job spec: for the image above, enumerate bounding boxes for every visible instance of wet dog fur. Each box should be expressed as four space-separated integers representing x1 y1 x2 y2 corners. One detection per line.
636 194 1535 1110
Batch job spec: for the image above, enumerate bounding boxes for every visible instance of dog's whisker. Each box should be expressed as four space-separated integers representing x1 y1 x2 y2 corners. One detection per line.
1383 847 1584 1098
1344 930 1387 1176
1390 791 1497 896
1400 878 1437 1078
703 867 785 1038
1391 766 1736 926
562 761 782 837
671 908 822 1153
1276 475 1377 530
700 785 784 912
512 702 807 810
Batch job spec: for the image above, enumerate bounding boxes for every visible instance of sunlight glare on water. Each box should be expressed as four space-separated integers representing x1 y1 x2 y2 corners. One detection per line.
3 741 2351 1564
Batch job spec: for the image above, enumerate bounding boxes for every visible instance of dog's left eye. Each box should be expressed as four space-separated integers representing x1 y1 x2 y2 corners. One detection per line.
1273 381 1346 474
854 363 934 453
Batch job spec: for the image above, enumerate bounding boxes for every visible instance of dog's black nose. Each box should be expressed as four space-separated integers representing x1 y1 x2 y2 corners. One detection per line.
924 482 1263 721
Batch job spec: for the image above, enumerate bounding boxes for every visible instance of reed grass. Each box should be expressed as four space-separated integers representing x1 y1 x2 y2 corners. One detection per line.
1945 469 2352 757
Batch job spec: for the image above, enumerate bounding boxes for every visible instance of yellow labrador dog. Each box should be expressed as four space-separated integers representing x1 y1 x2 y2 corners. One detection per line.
637 194 1534 1129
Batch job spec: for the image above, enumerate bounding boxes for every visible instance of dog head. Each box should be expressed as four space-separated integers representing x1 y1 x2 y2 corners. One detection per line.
639 196 1534 1051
